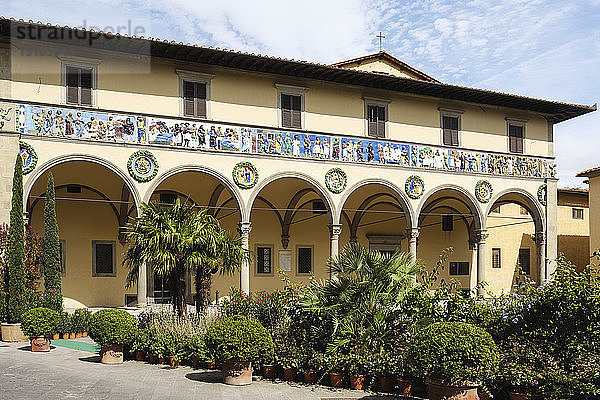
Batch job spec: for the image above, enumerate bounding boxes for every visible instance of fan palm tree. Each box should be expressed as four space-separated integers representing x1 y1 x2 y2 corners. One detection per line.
301 243 421 353
122 200 248 318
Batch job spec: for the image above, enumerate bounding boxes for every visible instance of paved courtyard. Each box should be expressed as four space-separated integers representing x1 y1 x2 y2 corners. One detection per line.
0 340 402 400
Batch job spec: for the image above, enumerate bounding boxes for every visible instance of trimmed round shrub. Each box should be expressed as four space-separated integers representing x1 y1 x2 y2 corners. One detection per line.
88 309 137 346
21 307 61 337
205 315 274 363
406 321 499 385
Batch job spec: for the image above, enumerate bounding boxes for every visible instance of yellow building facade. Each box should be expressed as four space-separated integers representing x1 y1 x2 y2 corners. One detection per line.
0 18 595 307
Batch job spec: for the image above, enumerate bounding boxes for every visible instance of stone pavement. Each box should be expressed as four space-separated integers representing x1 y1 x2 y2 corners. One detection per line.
0 341 402 400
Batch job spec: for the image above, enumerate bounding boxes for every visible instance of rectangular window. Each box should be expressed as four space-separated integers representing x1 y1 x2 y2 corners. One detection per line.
442 114 460 146
518 248 531 275
92 240 116 276
59 239 66 275
572 208 584 219
159 193 177 205
312 200 327 215
153 274 170 304
442 215 454 231
66 65 93 106
183 80 207 118
281 94 302 129
125 294 138 307
367 104 386 138
297 247 312 274
449 261 469 276
492 248 501 269
508 123 524 154
256 246 273 275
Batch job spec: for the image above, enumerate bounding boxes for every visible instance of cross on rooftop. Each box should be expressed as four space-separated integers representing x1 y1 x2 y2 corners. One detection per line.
377 32 385 52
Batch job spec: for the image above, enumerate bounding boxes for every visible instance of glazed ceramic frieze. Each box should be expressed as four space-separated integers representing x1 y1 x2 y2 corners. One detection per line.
14 103 556 179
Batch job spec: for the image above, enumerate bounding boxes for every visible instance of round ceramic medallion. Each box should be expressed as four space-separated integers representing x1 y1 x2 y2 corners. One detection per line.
537 184 547 206
405 175 425 199
127 150 158 182
475 180 493 203
19 141 38 175
325 168 347 194
232 161 258 189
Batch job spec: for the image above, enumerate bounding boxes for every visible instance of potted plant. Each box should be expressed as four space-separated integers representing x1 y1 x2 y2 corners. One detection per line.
406 322 499 400
59 312 71 340
372 351 397 393
278 343 301 381
185 335 207 368
346 349 371 390
72 309 91 338
20 307 61 352
88 309 137 365
204 315 275 386
300 349 325 384
162 331 185 367
131 328 150 361
327 353 347 388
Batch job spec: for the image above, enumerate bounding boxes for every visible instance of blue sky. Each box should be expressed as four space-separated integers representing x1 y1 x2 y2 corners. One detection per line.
4 0 599 187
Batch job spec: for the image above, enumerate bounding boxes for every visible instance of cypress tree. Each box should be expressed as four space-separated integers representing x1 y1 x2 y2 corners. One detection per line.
6 155 26 323
43 173 62 311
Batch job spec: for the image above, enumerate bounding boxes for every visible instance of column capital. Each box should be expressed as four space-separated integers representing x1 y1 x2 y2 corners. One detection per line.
281 234 290 249
329 224 342 238
406 227 420 241
534 231 546 245
238 222 252 236
474 229 489 243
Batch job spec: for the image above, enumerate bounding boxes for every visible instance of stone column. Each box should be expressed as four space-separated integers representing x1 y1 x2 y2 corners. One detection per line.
475 229 489 296
137 262 147 307
469 241 478 291
545 179 558 278
406 227 419 260
238 222 252 294
329 224 342 280
535 231 547 283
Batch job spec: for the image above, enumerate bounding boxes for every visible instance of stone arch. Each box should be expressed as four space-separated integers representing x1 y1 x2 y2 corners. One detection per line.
337 178 415 230
247 171 336 225
486 188 545 233
416 184 484 231
23 153 142 215
145 164 246 221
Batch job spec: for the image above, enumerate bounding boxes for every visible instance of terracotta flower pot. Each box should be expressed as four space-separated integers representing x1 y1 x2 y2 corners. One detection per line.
100 344 124 364
76 332 82 338
30 336 51 352
135 351 145 361
207 361 217 369
397 378 413 396
169 356 179 367
304 370 318 384
82 332 88 337
62 333 69 340
349 374 366 390
329 372 345 388
428 380 479 400
69 332 76 339
147 353 157 364
283 366 297 381
509 393 531 400
52 333 60 341
222 359 253 386
378 376 396 392
263 364 276 379
158 357 167 365
192 356 200 368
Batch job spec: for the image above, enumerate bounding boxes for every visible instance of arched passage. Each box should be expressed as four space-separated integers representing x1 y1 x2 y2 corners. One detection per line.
247 173 334 292
338 179 415 257
416 185 485 293
26 158 140 308
486 189 546 289
145 167 244 305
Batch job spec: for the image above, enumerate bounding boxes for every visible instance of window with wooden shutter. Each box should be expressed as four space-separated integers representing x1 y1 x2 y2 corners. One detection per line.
442 215 454 231
297 247 312 274
367 105 386 138
442 115 460 146
281 94 302 129
492 248 501 269
183 80 207 118
65 66 93 106
256 246 273 274
450 262 469 275
508 123 524 153
92 240 116 276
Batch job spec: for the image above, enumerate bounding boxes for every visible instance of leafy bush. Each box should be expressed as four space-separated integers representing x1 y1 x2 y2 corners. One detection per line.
59 312 71 334
406 322 499 385
20 307 61 337
131 328 151 353
72 309 91 332
88 309 137 346
0 289 6 323
205 315 274 363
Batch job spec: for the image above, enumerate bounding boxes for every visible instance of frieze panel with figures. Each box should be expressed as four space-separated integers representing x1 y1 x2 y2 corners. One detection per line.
13 103 556 179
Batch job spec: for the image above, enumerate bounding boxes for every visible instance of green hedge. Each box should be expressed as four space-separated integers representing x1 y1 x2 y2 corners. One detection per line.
88 309 137 346
205 315 274 363
21 307 61 337
406 321 499 385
